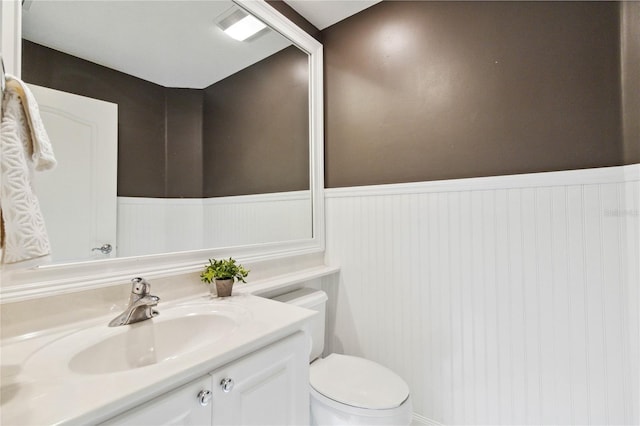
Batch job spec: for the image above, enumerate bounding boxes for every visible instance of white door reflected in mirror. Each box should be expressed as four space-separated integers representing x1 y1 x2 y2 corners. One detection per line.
30 84 118 263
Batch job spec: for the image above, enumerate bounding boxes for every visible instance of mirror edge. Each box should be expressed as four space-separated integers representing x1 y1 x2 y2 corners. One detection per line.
0 0 325 303
1 0 21 78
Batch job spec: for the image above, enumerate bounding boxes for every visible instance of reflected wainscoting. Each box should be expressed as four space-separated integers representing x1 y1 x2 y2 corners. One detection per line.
323 165 639 425
117 191 312 257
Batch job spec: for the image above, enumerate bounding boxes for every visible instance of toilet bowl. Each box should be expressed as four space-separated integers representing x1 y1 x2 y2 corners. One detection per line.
273 288 412 425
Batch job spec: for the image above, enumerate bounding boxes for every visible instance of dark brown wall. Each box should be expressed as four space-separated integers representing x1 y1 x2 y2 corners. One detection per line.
323 1 626 188
22 40 168 197
22 40 308 198
203 46 309 197
621 1 640 165
165 88 204 198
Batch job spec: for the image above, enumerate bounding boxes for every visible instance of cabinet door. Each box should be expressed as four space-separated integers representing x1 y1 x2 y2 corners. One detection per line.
101 376 213 426
210 331 309 426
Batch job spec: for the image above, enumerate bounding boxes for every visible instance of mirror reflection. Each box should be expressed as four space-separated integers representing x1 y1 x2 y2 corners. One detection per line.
20 0 311 264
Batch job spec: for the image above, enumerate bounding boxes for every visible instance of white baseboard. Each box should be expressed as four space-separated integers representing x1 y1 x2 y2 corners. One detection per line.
412 413 444 426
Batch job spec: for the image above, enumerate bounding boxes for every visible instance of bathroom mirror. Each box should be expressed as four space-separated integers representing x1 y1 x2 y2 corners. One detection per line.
0 0 324 301
20 0 311 263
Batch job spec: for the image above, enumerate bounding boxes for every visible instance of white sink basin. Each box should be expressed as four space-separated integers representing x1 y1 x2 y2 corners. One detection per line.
25 302 249 375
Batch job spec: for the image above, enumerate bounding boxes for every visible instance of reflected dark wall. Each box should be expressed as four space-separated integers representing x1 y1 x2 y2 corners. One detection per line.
22 40 309 198
165 88 204 197
203 46 309 197
22 40 168 197
322 1 631 188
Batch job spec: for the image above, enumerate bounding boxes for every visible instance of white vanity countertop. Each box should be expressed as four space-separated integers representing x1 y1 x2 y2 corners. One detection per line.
0 293 315 426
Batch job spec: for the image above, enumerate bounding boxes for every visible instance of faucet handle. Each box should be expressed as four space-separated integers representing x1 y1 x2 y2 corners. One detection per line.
131 277 150 295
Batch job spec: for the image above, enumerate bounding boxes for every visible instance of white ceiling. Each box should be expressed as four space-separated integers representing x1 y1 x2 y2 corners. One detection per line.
21 0 380 88
22 1 291 89
284 0 381 30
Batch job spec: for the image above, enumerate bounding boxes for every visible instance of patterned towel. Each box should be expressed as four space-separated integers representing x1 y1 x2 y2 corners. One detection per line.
1 75 56 265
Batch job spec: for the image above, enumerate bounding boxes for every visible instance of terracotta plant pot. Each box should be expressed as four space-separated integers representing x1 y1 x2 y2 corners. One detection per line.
213 278 234 297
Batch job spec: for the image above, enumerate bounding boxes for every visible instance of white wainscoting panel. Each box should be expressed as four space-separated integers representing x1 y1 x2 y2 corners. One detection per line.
117 191 311 257
202 191 312 248
117 197 203 257
324 165 639 425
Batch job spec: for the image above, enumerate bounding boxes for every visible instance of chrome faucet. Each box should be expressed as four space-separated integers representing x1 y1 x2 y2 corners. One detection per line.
108 277 160 327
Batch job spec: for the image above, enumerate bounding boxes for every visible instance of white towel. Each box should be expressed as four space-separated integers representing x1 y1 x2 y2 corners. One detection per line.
1 74 56 265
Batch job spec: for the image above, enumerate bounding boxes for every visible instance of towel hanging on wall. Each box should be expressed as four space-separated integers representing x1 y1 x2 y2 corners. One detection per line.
0 73 57 266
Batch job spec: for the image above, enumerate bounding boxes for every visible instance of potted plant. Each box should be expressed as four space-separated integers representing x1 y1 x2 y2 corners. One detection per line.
200 257 249 297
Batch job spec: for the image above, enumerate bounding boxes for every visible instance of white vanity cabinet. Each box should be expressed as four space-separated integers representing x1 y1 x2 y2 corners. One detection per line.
209 331 308 425
101 376 213 426
102 331 309 426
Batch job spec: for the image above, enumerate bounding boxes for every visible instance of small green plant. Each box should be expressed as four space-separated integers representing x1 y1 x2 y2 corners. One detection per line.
200 258 249 284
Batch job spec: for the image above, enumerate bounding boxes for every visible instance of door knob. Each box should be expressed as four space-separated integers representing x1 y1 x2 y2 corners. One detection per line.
91 243 112 254
197 389 213 406
220 378 234 393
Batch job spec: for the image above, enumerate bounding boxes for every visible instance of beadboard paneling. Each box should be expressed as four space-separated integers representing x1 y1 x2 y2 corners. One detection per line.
117 191 311 257
324 165 639 425
202 192 312 248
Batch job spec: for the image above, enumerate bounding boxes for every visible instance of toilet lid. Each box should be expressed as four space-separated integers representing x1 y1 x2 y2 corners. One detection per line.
309 354 410 410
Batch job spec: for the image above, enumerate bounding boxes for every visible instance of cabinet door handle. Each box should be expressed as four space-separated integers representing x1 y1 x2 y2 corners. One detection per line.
197 389 213 406
220 378 234 393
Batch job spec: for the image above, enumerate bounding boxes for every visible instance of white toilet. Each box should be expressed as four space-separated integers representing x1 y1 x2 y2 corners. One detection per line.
273 288 412 425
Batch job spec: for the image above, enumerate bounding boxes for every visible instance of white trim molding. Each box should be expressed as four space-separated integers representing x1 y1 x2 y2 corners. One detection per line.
327 164 639 198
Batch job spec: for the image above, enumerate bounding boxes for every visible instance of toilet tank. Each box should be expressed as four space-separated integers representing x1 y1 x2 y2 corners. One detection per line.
272 288 327 362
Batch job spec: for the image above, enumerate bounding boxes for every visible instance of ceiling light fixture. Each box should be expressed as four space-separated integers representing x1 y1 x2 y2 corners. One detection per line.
218 9 267 42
